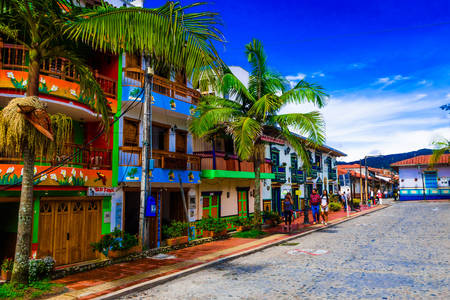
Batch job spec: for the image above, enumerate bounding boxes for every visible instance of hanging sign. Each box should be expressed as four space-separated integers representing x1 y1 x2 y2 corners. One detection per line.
88 187 116 196
145 195 157 217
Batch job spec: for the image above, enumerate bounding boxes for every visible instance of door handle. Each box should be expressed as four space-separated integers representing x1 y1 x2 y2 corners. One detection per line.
67 233 70 240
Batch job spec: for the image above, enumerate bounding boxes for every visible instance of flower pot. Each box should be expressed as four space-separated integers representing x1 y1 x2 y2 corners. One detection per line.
167 236 189 246
1 270 12 281
103 245 141 259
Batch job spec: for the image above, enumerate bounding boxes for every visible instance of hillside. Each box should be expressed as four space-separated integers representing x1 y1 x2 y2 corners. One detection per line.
338 149 433 169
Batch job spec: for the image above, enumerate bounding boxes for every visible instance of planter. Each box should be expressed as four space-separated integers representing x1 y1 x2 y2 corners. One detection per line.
100 245 141 260
1 270 12 281
166 236 189 246
204 230 228 237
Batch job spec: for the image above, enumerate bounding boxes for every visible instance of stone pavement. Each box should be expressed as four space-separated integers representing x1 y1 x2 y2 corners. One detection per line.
50 204 385 300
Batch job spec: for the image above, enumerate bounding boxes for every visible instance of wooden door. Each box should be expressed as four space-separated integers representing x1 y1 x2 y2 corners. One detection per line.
237 190 248 218
38 199 101 266
53 201 70 265
202 195 219 218
175 130 187 153
84 200 101 261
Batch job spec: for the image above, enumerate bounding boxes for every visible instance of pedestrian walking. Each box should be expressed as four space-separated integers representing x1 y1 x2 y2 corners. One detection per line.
283 193 294 232
377 190 383 205
341 191 347 210
310 188 321 225
320 190 329 225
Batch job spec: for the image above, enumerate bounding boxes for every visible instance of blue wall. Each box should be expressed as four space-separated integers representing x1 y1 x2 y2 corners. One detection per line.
399 188 450 201
118 166 200 184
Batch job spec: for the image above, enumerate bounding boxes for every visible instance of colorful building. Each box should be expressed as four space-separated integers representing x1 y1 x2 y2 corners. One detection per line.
0 38 118 264
391 154 449 201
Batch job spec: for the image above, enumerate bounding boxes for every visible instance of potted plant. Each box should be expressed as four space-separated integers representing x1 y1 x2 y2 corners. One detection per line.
262 211 282 227
91 228 139 259
233 217 253 232
164 221 189 246
1 258 13 281
199 217 228 237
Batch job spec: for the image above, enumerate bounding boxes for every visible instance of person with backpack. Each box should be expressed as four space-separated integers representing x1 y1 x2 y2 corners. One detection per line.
320 190 329 225
283 193 294 232
310 188 321 225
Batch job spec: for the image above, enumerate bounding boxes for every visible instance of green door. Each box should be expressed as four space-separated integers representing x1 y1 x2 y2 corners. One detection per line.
202 194 219 218
237 190 248 217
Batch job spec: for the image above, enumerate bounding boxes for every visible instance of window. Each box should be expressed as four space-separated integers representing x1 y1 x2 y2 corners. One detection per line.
175 130 187 153
424 171 438 188
152 125 168 151
290 154 298 170
271 149 280 166
123 118 140 147
315 152 322 169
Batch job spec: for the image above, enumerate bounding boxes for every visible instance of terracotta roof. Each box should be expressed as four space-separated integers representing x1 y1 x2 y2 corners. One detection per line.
391 154 450 167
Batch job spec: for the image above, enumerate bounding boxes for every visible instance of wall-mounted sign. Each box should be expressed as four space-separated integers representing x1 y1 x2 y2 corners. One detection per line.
88 187 116 196
103 211 111 223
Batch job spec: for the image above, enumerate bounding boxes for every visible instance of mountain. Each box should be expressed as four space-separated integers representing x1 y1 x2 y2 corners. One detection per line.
337 149 433 169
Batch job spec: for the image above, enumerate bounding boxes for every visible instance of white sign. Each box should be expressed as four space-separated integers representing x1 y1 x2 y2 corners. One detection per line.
88 187 116 196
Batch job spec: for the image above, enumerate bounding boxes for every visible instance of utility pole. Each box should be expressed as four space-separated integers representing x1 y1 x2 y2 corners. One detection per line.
359 160 363 205
139 60 154 249
364 156 368 207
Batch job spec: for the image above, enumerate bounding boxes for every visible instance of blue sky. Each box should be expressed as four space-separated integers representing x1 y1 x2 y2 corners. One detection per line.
143 0 450 161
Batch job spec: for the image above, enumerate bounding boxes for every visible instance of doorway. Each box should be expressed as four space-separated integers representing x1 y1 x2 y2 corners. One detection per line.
237 188 249 218
271 187 281 213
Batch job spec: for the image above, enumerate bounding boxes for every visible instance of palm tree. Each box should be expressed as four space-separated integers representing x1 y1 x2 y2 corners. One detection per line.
0 97 72 284
0 0 223 284
430 138 450 166
190 39 327 228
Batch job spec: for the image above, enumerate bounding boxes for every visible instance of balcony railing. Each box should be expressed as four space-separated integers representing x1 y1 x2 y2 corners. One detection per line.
119 147 200 171
122 67 201 105
0 41 117 99
306 166 318 179
194 151 271 173
0 143 112 169
290 168 305 184
328 170 337 180
272 165 286 183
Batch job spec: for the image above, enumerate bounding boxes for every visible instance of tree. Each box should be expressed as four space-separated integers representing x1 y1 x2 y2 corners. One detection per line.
0 97 72 284
0 0 223 284
430 138 450 166
190 39 327 228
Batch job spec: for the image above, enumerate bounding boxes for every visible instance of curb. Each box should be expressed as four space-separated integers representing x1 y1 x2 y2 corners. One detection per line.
95 205 389 300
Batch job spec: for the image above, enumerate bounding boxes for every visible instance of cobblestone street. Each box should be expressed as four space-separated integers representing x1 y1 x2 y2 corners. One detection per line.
122 201 450 299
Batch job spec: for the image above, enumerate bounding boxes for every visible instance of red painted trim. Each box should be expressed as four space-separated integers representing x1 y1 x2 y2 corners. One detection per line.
8 186 86 191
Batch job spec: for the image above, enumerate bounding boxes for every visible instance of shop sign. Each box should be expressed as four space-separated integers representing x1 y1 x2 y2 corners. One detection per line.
88 187 116 196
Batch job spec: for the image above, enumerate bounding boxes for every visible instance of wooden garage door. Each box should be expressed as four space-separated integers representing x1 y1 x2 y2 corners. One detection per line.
38 199 102 266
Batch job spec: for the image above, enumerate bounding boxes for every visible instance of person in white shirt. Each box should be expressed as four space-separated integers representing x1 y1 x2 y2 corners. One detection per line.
320 190 329 225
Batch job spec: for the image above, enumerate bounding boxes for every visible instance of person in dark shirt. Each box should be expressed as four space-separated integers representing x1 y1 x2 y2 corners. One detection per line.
283 193 294 232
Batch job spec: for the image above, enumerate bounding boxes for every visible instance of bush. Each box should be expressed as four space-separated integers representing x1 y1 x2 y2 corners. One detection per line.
352 198 361 207
1 257 13 272
198 217 228 233
330 194 340 203
163 221 189 239
28 256 55 282
232 229 267 239
329 202 342 212
262 210 282 225
233 217 254 228
91 228 138 256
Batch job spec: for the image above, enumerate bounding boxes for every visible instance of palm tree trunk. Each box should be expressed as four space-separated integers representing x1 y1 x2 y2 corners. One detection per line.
11 144 35 284
253 158 262 229
27 49 40 96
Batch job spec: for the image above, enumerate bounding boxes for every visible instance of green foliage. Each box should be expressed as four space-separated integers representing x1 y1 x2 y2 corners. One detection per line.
329 202 342 212
0 279 59 299
232 229 267 239
163 221 189 239
430 138 449 166
262 210 282 225
1 258 13 272
198 217 228 233
28 257 55 283
91 229 138 256
352 199 361 207
330 194 340 203
233 217 254 228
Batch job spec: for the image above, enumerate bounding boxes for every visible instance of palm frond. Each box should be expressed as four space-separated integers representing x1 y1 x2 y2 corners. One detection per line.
231 117 262 161
430 138 450 166
245 39 268 99
280 80 328 108
280 128 313 170
270 112 325 146
247 93 280 121
220 73 255 103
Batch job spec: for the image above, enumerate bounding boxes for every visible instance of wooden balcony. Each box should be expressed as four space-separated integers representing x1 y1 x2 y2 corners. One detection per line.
119 146 200 171
0 143 112 169
122 67 201 105
0 41 117 99
272 165 287 183
194 151 271 173
290 168 305 184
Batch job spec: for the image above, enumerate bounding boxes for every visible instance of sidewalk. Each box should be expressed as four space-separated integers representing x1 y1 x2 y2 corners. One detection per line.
51 204 386 300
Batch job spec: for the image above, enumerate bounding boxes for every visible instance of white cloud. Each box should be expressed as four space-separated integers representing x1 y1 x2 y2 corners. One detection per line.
446 93 450 99
349 63 366 69
279 90 450 162
285 73 306 88
311 72 325 78
418 79 433 87
374 74 410 87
